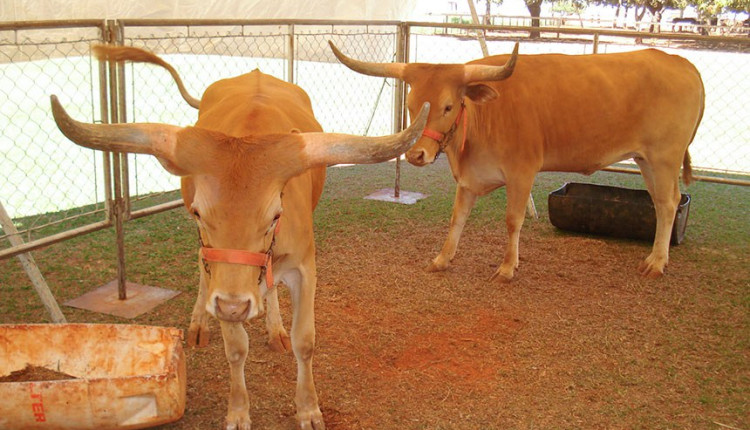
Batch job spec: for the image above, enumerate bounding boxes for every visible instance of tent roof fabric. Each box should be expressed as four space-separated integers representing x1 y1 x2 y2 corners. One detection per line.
1 0 419 22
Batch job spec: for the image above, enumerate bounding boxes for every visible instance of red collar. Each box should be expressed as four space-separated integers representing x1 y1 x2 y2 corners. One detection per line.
420 102 468 156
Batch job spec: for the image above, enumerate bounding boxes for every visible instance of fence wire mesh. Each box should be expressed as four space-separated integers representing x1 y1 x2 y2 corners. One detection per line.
0 24 108 252
1 20 748 259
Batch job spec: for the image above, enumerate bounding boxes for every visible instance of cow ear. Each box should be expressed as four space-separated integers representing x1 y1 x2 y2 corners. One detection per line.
465 84 498 104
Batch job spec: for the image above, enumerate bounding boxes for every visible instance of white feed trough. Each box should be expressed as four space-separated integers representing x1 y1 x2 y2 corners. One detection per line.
0 324 186 430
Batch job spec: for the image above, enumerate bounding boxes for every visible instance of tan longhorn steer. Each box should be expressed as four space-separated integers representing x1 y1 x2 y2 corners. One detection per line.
330 41 704 281
51 45 429 430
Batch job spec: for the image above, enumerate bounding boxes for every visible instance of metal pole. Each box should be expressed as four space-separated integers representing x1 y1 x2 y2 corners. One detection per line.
107 20 127 300
392 24 409 198
287 24 295 84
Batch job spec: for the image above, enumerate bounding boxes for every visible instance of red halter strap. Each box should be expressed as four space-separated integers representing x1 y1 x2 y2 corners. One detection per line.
420 102 468 155
199 219 281 289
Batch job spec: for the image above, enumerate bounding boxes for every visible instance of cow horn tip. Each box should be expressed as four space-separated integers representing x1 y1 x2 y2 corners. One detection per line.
328 40 343 57
50 95 65 121
420 101 430 116
415 102 430 127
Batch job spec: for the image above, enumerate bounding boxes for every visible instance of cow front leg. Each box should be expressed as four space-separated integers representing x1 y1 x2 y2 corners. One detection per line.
428 184 478 272
219 320 252 430
490 178 534 282
187 262 210 347
285 266 325 429
265 286 292 353
638 166 680 278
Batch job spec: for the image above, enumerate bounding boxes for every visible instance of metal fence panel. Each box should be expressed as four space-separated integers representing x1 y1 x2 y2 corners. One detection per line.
0 22 109 258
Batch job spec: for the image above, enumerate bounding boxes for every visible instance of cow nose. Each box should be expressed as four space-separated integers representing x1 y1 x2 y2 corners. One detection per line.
214 296 253 322
406 147 430 166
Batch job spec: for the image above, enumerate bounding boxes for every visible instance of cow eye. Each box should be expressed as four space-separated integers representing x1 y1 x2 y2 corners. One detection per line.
192 210 201 221
271 213 281 228
444 105 453 113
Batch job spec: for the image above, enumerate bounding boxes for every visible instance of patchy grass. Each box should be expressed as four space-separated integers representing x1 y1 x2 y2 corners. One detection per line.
1 159 748 430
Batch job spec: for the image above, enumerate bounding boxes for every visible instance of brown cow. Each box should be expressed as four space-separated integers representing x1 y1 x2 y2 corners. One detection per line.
330 41 704 281
51 45 429 430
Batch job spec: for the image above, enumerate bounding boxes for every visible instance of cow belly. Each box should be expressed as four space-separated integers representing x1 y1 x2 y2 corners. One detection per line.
457 163 507 196
543 151 641 175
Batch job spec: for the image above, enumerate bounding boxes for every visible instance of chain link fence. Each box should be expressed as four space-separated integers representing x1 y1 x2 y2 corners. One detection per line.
0 21 111 258
1 19 748 262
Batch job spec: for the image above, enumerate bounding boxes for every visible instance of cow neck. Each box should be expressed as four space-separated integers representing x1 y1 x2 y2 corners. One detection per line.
199 218 281 290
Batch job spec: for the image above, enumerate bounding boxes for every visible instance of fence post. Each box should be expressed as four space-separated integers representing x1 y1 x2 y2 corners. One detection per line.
287 24 295 84
593 32 600 54
0 201 66 323
392 24 410 198
106 19 129 300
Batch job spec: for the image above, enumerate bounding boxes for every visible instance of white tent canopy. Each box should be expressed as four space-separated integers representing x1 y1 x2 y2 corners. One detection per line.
1 0 420 21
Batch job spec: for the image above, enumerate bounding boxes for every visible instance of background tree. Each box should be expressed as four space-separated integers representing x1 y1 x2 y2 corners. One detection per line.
477 0 748 37
551 0 587 27
476 0 547 39
477 0 505 25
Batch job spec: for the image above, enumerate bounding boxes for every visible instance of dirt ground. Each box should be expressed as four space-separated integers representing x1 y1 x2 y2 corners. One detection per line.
1 160 747 430
187 227 746 430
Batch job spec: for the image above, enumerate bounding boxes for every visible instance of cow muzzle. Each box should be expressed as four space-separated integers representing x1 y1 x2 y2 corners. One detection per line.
405 138 439 166
213 295 257 322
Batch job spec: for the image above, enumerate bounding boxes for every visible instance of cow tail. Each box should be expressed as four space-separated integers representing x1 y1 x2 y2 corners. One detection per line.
682 74 705 187
682 151 693 186
91 45 201 110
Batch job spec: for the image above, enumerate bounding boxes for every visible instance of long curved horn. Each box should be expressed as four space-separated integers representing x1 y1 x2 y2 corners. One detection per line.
463 42 519 83
92 45 201 109
302 102 430 167
50 95 194 175
328 41 407 80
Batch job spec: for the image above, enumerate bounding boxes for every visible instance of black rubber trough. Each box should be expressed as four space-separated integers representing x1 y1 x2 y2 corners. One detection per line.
548 182 691 246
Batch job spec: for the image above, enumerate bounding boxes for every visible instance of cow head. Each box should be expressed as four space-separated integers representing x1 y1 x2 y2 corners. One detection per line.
50 95 429 322
329 41 518 166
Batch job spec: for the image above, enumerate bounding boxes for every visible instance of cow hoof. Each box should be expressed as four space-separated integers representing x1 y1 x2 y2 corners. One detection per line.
297 409 326 430
187 325 210 348
426 257 449 272
225 412 252 430
638 261 664 279
489 267 514 283
268 332 292 353
637 260 665 279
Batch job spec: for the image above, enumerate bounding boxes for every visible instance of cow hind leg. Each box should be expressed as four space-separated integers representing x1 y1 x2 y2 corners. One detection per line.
637 160 681 279
219 320 252 430
265 285 292 353
635 157 656 198
490 177 534 282
428 185 478 272
286 267 325 430
187 264 211 348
